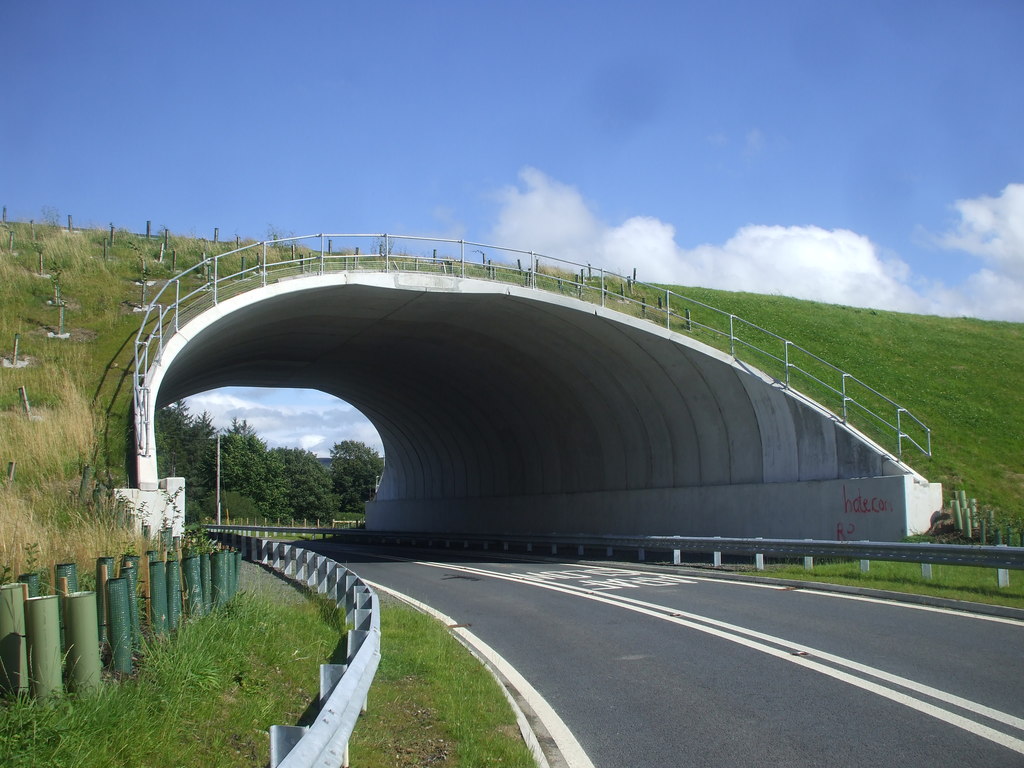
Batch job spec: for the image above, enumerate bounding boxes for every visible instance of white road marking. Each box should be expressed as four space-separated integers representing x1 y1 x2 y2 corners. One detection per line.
364 579 596 768
789 587 1024 626
417 560 1024 755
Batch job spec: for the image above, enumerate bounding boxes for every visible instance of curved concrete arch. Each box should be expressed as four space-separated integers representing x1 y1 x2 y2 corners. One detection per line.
138 271 941 540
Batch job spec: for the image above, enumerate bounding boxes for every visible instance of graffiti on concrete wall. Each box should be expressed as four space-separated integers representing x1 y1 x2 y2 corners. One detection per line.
836 484 893 540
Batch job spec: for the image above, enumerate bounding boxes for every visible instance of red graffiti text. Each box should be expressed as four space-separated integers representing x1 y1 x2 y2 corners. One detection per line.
842 485 891 515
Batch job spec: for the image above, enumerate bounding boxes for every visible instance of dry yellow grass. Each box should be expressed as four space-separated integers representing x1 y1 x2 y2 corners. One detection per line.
0 487 145 584
0 375 96 483
0 353 142 583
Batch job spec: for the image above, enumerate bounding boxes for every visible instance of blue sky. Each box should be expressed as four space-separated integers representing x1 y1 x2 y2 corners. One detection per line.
3 1 1022 454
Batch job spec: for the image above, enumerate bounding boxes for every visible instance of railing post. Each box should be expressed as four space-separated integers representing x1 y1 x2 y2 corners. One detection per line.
897 408 904 457
665 289 670 329
729 315 736 357
156 306 165 359
319 234 325 275
262 241 268 287
212 256 218 304
842 373 850 423
601 269 606 308
174 280 180 333
784 341 791 387
460 240 465 278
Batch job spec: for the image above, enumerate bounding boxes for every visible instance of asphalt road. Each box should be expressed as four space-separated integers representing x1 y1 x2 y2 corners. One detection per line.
300 539 1024 768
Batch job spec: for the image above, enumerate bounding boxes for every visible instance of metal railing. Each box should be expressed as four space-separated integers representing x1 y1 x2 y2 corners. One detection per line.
132 233 932 462
209 525 1024 575
209 532 380 767
207 528 1024 593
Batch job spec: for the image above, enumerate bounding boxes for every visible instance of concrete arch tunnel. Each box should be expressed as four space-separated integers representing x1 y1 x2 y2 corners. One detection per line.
136 271 941 541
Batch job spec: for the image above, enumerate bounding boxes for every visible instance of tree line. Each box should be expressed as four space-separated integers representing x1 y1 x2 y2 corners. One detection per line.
155 401 384 523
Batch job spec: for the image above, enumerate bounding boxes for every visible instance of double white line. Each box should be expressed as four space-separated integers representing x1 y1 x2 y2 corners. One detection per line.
415 559 1024 757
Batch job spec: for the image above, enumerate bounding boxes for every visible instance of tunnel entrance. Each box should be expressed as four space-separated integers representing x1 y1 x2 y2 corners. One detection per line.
127 271 939 541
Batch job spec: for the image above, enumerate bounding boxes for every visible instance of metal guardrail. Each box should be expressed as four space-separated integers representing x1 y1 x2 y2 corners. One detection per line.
208 525 1024 574
210 532 380 768
131 233 931 463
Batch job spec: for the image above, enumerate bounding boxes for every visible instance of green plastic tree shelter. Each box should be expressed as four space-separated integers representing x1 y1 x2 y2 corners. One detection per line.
166 559 181 631
96 556 114 643
25 595 62 698
0 583 29 695
211 551 227 607
63 591 102 692
181 556 204 617
54 562 79 592
105 578 133 675
200 553 212 612
149 560 168 636
17 573 40 598
120 555 141 648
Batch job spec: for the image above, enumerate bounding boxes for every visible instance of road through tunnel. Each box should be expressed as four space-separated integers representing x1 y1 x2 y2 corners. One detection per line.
136 272 941 540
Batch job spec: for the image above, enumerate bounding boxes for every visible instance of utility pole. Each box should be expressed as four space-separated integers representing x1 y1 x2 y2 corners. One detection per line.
215 433 222 525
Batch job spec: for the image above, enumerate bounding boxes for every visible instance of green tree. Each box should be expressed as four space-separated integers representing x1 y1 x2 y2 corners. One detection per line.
330 440 384 516
155 401 216 519
200 420 289 520
270 447 338 522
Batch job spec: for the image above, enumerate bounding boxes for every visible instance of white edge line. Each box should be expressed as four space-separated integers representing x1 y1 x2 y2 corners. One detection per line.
417 561 1024 755
363 579 596 768
789 587 1024 626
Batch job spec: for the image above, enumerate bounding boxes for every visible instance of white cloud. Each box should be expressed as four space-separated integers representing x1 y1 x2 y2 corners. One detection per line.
681 225 926 313
489 168 1024 322
933 183 1024 320
491 168 603 263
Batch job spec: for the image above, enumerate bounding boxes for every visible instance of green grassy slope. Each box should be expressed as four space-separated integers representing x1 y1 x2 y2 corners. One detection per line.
1 218 1020 524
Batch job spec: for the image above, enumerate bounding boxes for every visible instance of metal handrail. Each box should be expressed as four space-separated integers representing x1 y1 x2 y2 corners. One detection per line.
132 233 932 462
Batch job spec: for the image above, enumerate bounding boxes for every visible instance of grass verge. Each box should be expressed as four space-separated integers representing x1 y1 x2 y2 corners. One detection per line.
351 598 536 767
764 559 1024 609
